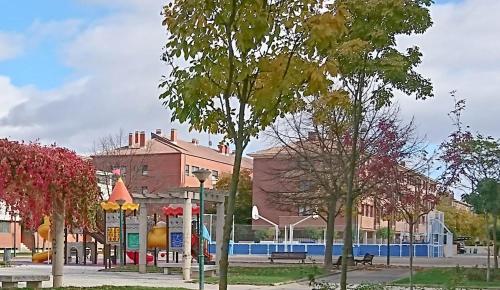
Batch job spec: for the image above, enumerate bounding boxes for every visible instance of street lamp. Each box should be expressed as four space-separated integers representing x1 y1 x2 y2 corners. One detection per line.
192 168 211 290
116 198 126 266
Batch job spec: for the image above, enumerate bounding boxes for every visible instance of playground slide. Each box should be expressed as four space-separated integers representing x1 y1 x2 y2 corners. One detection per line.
126 251 154 264
32 251 51 263
191 233 212 262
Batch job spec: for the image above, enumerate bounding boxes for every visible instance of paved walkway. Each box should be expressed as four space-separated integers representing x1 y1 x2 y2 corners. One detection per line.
4 255 481 289
0 264 414 289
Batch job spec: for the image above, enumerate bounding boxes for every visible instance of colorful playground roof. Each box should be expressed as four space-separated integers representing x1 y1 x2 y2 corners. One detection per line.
162 204 200 216
108 177 133 203
100 177 139 211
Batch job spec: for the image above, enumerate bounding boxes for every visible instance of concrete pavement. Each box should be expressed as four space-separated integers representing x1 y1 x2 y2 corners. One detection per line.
0 263 413 289
1 255 482 289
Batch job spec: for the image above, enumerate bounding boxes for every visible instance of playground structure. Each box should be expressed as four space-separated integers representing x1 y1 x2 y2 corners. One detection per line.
30 175 225 281
98 177 227 280
32 216 99 265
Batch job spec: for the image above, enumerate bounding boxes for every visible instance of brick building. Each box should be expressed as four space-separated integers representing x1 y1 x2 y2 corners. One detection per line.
250 143 439 244
92 129 253 195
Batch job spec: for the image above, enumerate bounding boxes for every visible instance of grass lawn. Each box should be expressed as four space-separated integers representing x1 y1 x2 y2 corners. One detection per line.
203 265 325 285
394 267 500 288
100 265 163 273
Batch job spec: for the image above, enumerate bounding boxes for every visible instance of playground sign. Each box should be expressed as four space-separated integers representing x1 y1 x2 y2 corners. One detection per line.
105 212 120 245
169 217 183 251
107 227 120 243
125 216 140 250
127 233 140 249
170 232 183 249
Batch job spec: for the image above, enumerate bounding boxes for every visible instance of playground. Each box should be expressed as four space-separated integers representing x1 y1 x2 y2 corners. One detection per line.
26 176 225 282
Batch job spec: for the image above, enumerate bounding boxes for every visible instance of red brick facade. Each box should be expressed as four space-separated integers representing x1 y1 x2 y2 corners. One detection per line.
92 129 252 195
250 145 437 243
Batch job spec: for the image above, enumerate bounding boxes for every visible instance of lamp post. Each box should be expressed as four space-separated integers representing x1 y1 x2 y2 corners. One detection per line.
192 169 211 290
116 198 126 266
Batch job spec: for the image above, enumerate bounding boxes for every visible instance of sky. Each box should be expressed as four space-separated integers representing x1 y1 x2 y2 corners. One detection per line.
0 0 499 157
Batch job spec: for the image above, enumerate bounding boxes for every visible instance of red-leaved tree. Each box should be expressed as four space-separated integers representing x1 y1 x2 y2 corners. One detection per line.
0 139 99 287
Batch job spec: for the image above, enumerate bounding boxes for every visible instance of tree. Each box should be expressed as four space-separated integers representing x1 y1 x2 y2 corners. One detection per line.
215 169 252 225
440 96 500 268
0 139 99 287
381 165 439 290
265 104 418 267
160 2 348 288
92 130 157 197
265 112 345 267
311 1 434 288
436 197 486 243
463 179 500 282
376 227 394 241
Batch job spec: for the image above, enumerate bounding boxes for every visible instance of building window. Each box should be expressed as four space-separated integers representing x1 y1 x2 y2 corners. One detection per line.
185 165 190 176
142 165 149 176
141 186 149 195
192 166 199 175
211 170 219 181
112 165 127 177
0 221 10 233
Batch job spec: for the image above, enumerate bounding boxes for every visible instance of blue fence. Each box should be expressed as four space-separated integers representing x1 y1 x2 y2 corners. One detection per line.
208 243 442 257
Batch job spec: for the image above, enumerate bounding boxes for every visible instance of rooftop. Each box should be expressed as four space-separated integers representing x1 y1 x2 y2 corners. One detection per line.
94 129 253 169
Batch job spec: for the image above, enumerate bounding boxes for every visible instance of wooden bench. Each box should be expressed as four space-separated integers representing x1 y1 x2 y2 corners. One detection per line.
0 275 50 289
333 255 342 268
158 263 217 277
355 253 374 265
269 252 307 263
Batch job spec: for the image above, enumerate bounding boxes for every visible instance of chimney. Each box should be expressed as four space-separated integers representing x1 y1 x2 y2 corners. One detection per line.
155 128 162 135
135 131 139 145
192 138 199 145
225 145 231 155
139 131 146 147
218 144 224 153
128 133 133 147
170 129 178 142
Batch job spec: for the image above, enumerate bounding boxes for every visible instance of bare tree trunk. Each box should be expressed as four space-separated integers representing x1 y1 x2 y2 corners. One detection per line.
340 87 363 290
52 198 65 288
486 214 491 282
494 214 498 269
218 142 243 290
324 196 337 267
340 193 355 289
409 220 414 290
386 219 391 266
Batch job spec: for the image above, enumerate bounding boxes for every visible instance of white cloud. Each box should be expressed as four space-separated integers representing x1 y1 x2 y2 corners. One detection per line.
397 0 500 143
0 1 187 153
0 77 31 118
0 32 24 61
0 0 499 155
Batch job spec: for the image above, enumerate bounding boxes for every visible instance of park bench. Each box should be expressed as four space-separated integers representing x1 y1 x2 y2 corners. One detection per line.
333 255 342 268
0 274 50 289
158 263 218 277
269 252 307 263
355 253 374 265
